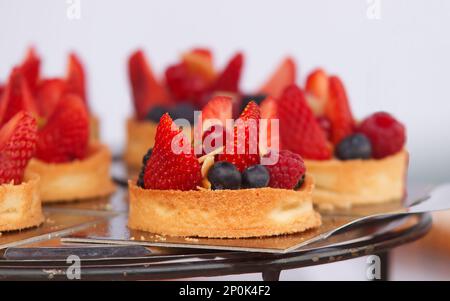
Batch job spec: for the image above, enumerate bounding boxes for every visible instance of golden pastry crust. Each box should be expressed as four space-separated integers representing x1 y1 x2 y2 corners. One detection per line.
305 150 408 209
124 118 157 169
25 143 116 203
89 114 100 144
0 174 44 232
128 175 321 238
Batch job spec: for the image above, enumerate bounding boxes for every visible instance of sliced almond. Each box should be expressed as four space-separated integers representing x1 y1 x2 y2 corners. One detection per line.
201 155 215 178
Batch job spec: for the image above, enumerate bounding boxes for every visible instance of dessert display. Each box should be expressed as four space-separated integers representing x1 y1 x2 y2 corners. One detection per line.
128 96 321 238
271 70 408 209
0 48 115 203
0 111 43 231
124 48 296 170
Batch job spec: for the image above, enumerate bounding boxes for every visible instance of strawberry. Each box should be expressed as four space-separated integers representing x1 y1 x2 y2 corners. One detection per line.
278 85 331 160
182 48 216 84
129 50 171 119
305 68 329 102
144 113 202 190
264 150 306 189
35 94 89 163
325 76 355 145
0 111 38 185
35 78 66 118
0 68 38 126
217 101 261 172
213 52 243 94
20 47 41 96
200 95 233 131
66 53 88 107
259 57 296 99
260 96 280 152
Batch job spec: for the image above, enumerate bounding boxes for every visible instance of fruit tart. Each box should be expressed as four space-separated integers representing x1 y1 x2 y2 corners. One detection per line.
273 71 408 209
125 48 244 170
0 111 43 231
128 98 321 238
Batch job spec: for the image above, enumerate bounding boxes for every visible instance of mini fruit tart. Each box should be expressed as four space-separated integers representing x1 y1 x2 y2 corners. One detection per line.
125 49 244 170
26 94 115 203
0 111 43 231
128 98 321 238
273 71 408 209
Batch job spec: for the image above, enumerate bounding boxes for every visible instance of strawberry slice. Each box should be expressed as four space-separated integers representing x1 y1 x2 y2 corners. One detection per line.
213 52 243 94
259 57 296 98
0 68 38 126
325 76 355 145
129 50 171 119
217 101 261 172
0 111 38 185
260 96 280 152
278 85 331 160
182 48 216 84
305 68 329 101
200 95 233 131
36 94 89 163
66 53 88 108
36 78 66 118
20 47 41 96
144 113 202 190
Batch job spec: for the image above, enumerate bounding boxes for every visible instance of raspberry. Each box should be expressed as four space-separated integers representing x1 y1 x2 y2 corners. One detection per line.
264 150 306 189
357 112 406 159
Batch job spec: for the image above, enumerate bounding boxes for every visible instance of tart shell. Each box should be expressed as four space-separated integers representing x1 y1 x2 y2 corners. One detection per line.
305 150 408 209
0 174 44 232
25 143 116 203
128 175 321 238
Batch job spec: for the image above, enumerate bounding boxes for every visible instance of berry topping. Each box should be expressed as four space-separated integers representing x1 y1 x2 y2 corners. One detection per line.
242 164 270 189
0 111 38 185
137 148 153 188
129 50 170 120
217 101 261 172
264 150 306 190
305 68 329 103
182 48 216 84
278 85 331 160
35 78 66 118
357 112 406 159
325 76 355 145
0 68 38 126
240 94 267 114
335 133 372 160
213 52 243 94
143 114 202 190
66 53 88 108
169 102 196 124
36 94 89 163
259 57 296 98
260 96 280 152
316 116 332 140
20 47 41 96
200 96 232 131
207 161 242 190
146 105 169 123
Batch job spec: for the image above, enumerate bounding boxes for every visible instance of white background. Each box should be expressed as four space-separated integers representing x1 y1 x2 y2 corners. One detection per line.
1 0 449 183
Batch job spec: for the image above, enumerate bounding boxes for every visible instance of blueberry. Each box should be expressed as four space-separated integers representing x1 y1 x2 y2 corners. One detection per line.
242 165 270 189
240 94 267 113
207 161 242 190
335 134 372 160
146 106 169 122
137 148 153 188
294 175 305 190
169 103 196 124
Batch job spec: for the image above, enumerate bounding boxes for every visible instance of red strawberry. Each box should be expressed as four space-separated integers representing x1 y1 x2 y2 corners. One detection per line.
278 85 331 160
0 84 4 99
36 94 89 163
35 78 66 118
0 111 38 185
264 150 306 189
217 101 261 172
129 50 171 119
325 76 355 145
260 96 280 151
200 96 233 131
144 113 202 190
66 53 88 107
0 68 38 126
182 49 216 84
20 47 41 95
305 68 328 102
213 52 243 94
191 48 213 62
259 57 296 98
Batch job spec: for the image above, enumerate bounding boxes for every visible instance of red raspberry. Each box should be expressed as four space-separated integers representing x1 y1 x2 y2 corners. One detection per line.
357 112 406 159
264 150 306 189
